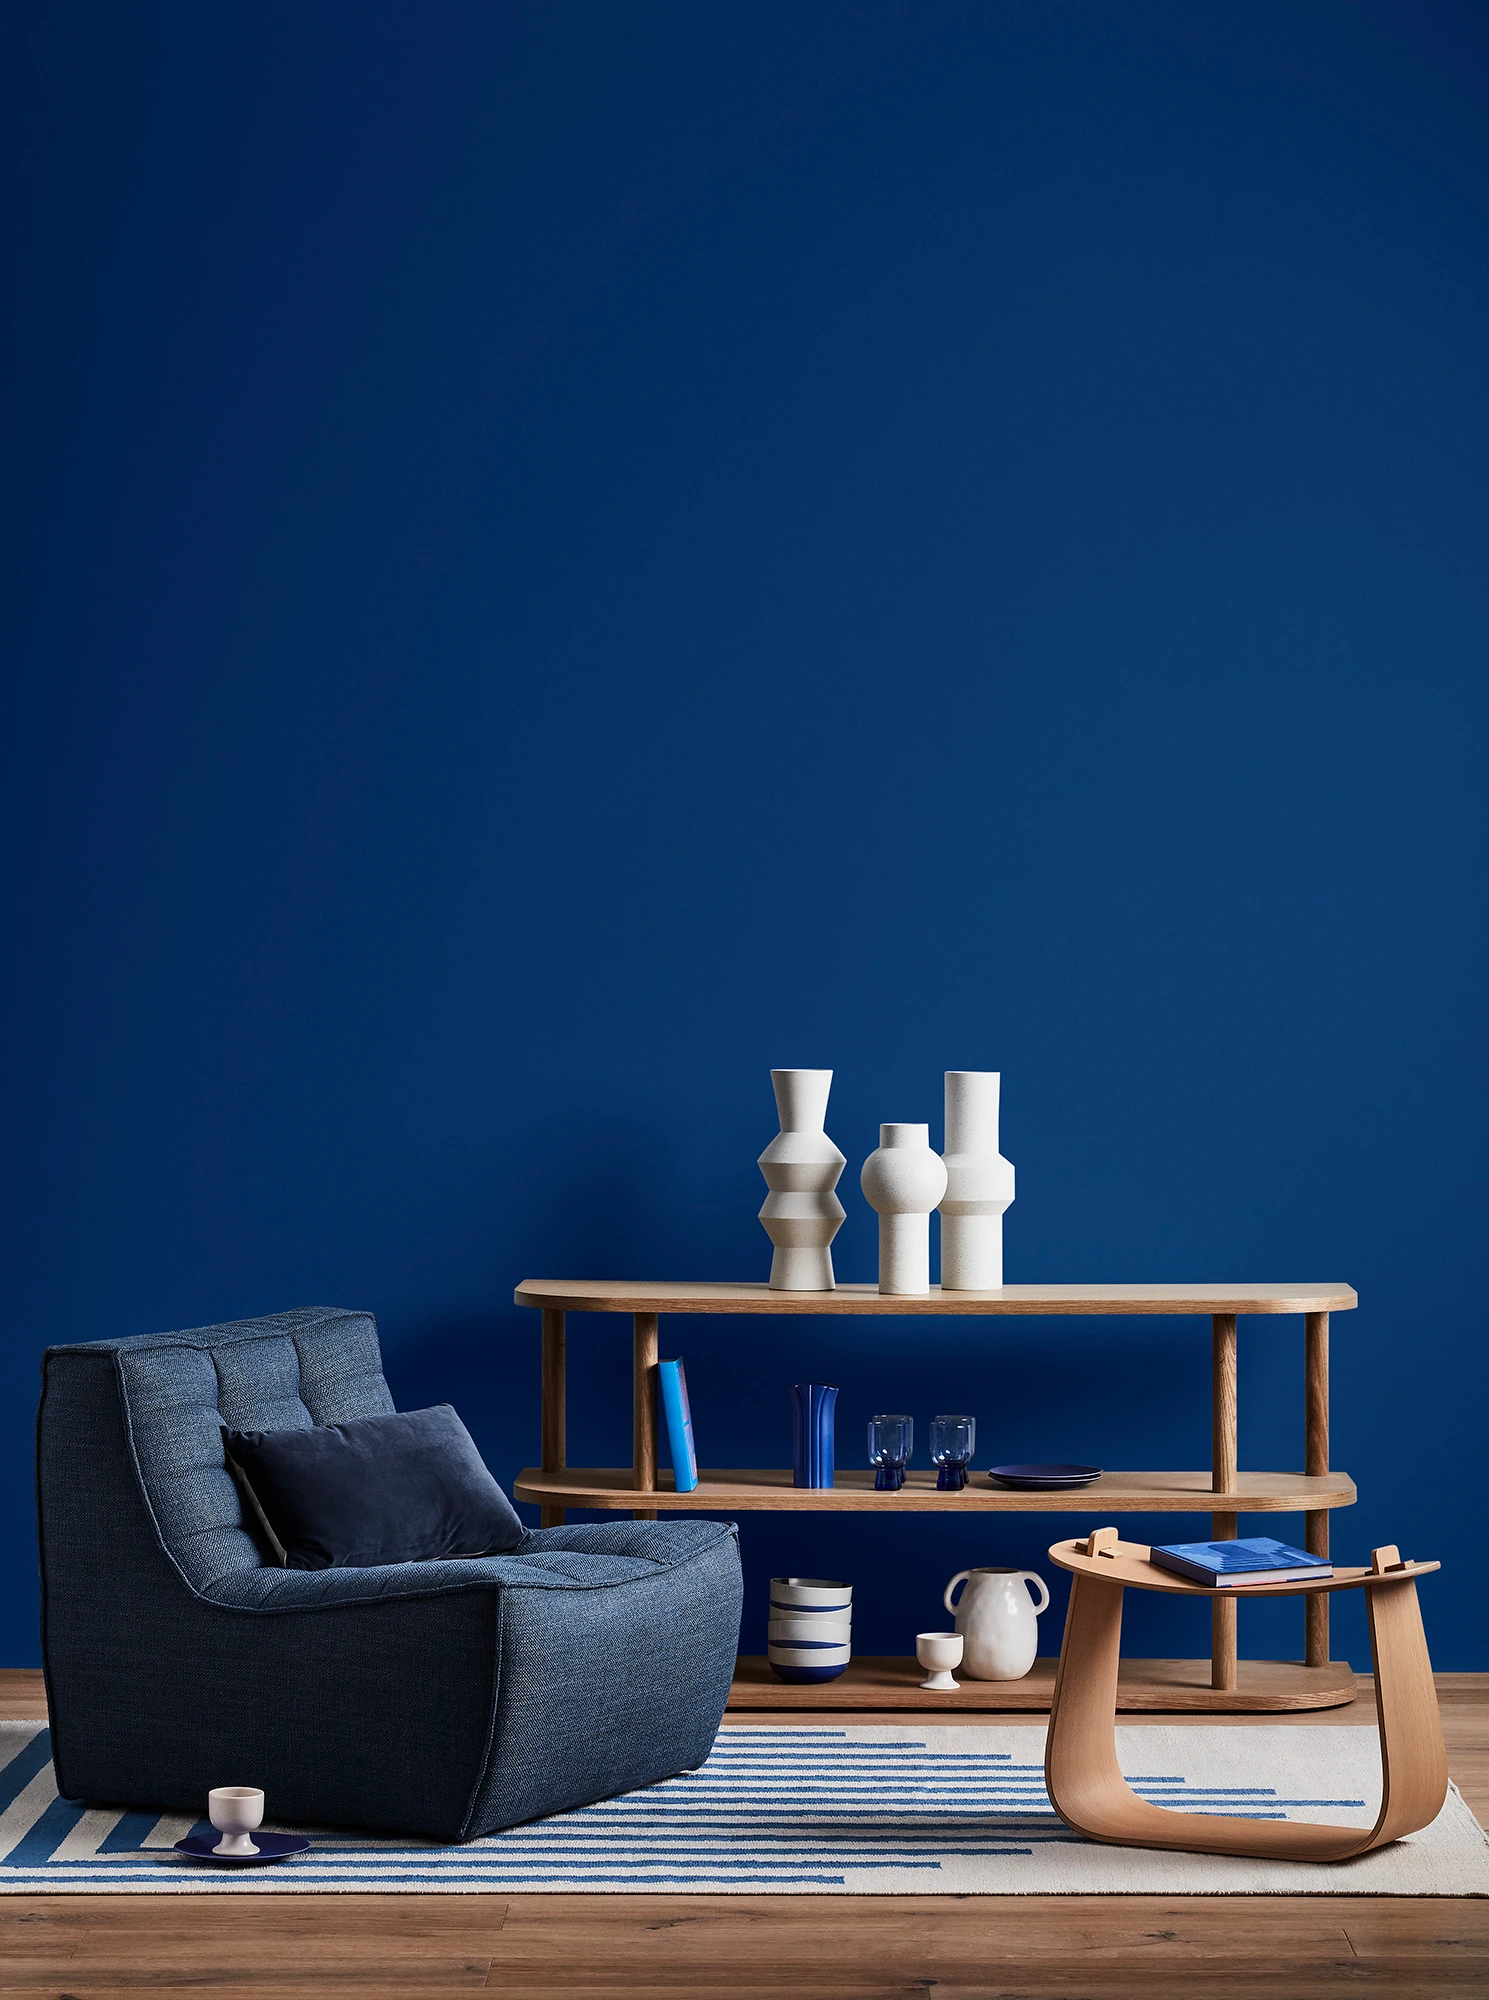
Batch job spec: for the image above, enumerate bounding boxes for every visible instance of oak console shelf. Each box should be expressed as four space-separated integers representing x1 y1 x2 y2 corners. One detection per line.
726 1653 1358 1712
513 1277 1358 1714
516 1466 1356 1514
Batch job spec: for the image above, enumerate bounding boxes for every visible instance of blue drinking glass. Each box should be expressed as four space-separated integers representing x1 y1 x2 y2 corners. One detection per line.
868 1414 913 1491
930 1413 976 1490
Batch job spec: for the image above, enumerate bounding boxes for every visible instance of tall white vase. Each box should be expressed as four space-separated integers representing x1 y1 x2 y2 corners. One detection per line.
758 1069 846 1292
938 1071 1015 1290
860 1123 948 1296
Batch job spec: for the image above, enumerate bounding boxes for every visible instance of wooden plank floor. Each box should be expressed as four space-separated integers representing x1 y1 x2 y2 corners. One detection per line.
3 1669 1487 1998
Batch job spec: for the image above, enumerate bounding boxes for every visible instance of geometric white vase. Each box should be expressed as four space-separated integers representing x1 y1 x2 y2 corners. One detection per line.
758 1069 846 1292
859 1122 948 1296
938 1070 1015 1290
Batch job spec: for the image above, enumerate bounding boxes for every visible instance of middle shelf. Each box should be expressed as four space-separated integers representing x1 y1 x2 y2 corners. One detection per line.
513 1466 1358 1513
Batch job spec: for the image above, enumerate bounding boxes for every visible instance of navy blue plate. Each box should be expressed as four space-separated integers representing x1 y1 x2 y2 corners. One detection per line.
174 1831 311 1865
986 1463 1102 1489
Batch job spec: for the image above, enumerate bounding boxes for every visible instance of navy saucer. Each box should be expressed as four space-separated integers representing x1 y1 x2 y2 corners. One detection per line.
174 1831 311 1865
986 1463 1102 1489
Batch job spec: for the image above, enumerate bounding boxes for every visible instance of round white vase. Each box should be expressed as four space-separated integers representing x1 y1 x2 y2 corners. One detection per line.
859 1123 948 1296
938 1071 1015 1290
758 1069 846 1291
943 1567 1050 1680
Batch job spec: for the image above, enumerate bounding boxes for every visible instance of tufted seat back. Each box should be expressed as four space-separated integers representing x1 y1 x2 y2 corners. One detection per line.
46 1308 395 1594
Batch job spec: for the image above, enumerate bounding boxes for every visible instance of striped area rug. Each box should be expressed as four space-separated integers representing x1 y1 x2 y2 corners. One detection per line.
2 1722 1485 1894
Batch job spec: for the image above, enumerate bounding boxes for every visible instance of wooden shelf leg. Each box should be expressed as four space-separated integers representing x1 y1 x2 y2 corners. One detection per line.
1304 1310 1330 1669
1211 1312 1238 1692
633 1311 659 1521
539 1308 566 1529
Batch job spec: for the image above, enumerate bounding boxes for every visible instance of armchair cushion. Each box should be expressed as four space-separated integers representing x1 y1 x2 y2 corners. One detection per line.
223 1404 524 1569
201 1515 733 1612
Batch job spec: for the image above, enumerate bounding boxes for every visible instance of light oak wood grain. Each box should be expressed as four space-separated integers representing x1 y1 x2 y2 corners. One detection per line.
1049 1532 1439 1597
1306 1309 1332 1668
728 1652 1358 1711
539 1307 566 1530
513 1464 1357 1512
1211 1312 1239 1692
516 1279 1358 1315
1 1893 1486 1999
631 1311 658 1520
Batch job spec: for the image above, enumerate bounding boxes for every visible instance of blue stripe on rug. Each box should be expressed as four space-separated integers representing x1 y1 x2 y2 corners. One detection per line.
0 1730 52 1812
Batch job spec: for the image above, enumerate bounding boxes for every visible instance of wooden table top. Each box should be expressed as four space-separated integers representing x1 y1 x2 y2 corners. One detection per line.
515 1280 1357 1316
1048 1534 1439 1597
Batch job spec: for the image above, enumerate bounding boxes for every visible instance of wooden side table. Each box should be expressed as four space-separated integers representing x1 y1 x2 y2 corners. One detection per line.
514 1279 1359 1712
1045 1528 1447 1859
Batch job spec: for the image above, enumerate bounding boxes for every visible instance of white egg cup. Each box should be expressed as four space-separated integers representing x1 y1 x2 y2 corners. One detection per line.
209 1786 265 1857
916 1630 964 1690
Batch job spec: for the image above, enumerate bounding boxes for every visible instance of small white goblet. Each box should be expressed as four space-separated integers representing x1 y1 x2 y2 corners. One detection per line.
209 1786 265 1857
916 1630 964 1691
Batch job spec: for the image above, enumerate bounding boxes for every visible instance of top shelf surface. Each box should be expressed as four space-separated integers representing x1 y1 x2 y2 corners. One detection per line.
514 1280 1357 1317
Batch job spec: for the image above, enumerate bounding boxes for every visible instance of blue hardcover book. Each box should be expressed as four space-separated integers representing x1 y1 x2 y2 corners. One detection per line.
658 1358 699 1493
1149 1536 1332 1586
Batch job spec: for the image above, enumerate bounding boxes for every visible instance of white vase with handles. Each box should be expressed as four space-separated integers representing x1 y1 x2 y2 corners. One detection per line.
942 1566 1051 1680
758 1070 846 1291
860 1124 948 1295
938 1071 1015 1290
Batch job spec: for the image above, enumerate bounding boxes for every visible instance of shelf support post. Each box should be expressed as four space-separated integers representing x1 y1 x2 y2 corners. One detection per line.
633 1311 659 1521
1211 1313 1238 1691
539 1308 566 1529
1304 1311 1330 1668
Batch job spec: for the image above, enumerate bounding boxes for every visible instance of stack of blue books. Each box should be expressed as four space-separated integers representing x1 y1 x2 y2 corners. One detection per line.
1149 1536 1332 1586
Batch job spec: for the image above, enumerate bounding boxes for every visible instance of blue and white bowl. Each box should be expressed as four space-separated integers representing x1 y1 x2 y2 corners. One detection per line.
768 1576 852 1682
769 1576 852 1613
768 1615 851 1645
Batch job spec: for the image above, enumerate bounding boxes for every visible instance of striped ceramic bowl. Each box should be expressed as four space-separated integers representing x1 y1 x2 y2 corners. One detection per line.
767 1577 852 1682
767 1615 852 1645
769 1576 852 1612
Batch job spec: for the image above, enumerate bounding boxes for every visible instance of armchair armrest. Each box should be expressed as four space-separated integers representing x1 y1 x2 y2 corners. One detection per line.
518 1518 735 1562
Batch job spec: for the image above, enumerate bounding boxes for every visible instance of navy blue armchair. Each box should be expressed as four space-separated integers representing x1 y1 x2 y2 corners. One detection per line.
36 1309 742 1839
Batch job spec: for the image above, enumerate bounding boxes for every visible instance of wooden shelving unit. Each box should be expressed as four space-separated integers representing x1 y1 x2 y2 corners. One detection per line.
513 1278 1359 1714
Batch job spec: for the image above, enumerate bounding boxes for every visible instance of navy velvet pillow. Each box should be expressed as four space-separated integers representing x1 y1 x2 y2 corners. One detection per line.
222 1405 526 1570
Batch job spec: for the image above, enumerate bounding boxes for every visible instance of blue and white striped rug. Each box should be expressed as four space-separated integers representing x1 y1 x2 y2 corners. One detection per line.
2 1722 1485 1894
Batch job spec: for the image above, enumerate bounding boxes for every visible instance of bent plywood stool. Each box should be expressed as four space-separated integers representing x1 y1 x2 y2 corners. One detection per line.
1045 1529 1446 1861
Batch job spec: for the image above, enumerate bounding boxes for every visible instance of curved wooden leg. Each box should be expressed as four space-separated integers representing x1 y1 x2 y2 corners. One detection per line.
1045 1571 1130 1836
1364 1572 1448 1849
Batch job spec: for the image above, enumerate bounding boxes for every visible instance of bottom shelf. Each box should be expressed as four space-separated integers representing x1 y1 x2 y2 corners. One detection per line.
728 1655 1359 1714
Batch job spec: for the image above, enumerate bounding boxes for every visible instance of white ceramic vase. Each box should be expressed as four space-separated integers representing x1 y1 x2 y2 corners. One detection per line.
943 1567 1050 1680
859 1124 948 1296
758 1070 846 1291
938 1071 1015 1290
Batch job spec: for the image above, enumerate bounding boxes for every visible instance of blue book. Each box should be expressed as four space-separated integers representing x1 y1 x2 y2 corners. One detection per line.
658 1359 699 1493
1149 1537 1332 1586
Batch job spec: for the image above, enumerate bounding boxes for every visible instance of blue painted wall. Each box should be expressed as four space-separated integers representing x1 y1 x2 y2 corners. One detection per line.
4 3 1486 1673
